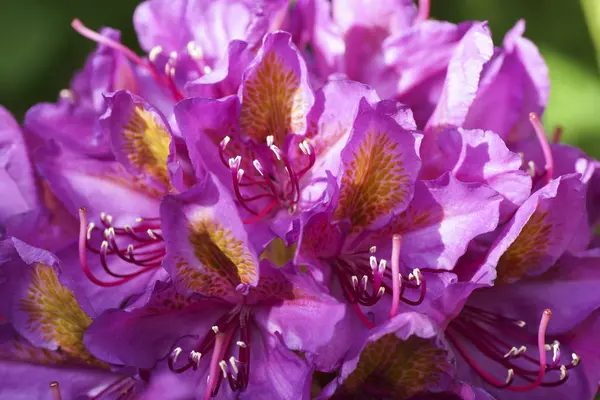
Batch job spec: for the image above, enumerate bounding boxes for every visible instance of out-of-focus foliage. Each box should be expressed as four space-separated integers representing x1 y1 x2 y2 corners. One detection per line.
1 0 600 157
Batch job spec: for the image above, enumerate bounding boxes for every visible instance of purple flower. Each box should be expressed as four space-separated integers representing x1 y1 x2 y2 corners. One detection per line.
82 176 345 399
176 31 392 242
0 237 146 399
428 176 597 398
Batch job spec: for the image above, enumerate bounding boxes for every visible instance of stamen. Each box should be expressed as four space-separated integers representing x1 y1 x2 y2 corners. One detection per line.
351 275 359 291
147 229 158 240
236 341 247 348
219 360 229 377
148 46 162 63
504 346 527 358
552 126 563 144
86 222 95 240
50 381 62 400
369 246 377 253
266 135 274 147
361 275 368 292
527 161 536 177
203 65 212 74
416 0 430 23
529 113 554 183
229 357 239 375
187 41 204 60
59 89 75 101
389 234 402 319
253 159 265 176
172 347 182 363
515 320 526 328
220 136 231 150
559 365 567 381
190 351 202 370
237 169 245 183
505 369 515 385
212 326 220 334
571 353 580 366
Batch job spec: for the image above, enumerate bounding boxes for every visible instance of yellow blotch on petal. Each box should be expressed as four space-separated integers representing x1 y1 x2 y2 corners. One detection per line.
335 130 410 231
496 211 553 284
259 237 297 267
17 263 106 367
175 219 258 297
341 335 449 399
239 52 305 144
122 106 172 187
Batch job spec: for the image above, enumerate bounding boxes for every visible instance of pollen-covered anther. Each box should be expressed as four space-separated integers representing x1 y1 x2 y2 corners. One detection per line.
229 356 239 375
187 41 203 60
504 346 527 359
220 136 231 150
59 88 75 101
410 268 422 286
299 140 312 155
551 340 561 364
266 135 274 147
172 347 182 363
86 223 95 240
559 365 568 381
515 320 526 328
571 353 580 366
252 159 265 176
148 45 163 63
505 369 515 385
219 360 229 377
361 275 368 292
190 351 202 369
269 144 283 161
212 325 220 334
203 65 212 74
228 156 241 170
236 341 247 348
237 169 245 183
351 275 359 291
527 160 536 177
147 229 158 240
369 246 377 254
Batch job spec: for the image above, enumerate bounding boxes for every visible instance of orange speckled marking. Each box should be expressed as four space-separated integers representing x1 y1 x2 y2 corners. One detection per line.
496 211 552 284
239 52 305 144
122 107 172 187
340 335 449 399
175 219 257 296
335 130 410 231
17 263 106 367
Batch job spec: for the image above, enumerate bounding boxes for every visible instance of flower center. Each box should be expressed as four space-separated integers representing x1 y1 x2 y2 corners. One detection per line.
220 135 315 223
167 307 253 399
78 207 164 287
446 307 579 392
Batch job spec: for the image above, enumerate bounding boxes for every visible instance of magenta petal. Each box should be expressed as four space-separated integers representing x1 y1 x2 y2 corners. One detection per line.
425 22 493 133
160 177 260 300
485 174 589 284
464 20 550 144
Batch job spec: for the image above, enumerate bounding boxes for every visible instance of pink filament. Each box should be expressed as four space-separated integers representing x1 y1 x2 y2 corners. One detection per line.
389 235 402 319
78 208 146 287
416 0 431 23
529 113 554 183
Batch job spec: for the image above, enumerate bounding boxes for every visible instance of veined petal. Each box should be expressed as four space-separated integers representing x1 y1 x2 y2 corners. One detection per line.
239 31 314 144
160 177 259 300
334 99 421 232
101 90 176 191
486 174 588 284
332 0 416 35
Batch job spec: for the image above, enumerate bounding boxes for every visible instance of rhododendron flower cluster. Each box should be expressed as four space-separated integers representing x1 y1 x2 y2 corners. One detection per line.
1 0 600 399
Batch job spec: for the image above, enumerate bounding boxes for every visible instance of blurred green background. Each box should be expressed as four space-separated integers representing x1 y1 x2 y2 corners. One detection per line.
1 0 600 158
